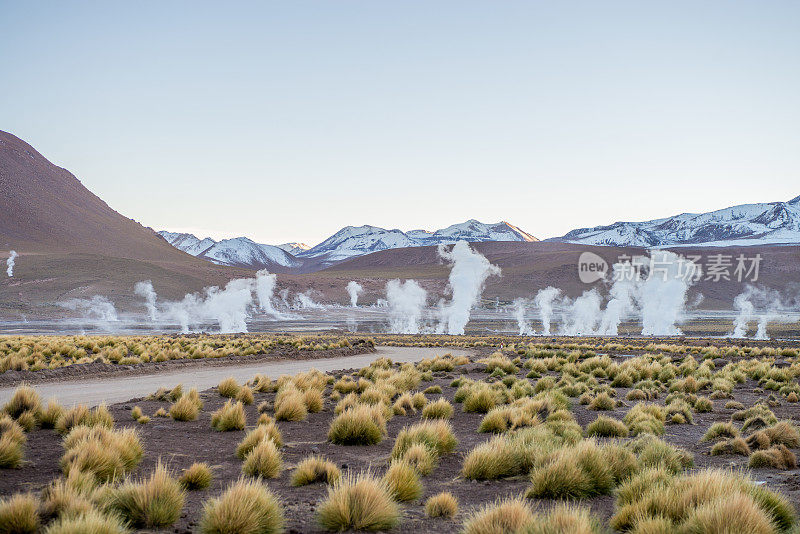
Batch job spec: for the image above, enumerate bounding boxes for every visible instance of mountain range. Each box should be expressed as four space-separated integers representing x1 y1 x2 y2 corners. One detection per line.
558 196 800 248
159 197 800 271
158 220 538 270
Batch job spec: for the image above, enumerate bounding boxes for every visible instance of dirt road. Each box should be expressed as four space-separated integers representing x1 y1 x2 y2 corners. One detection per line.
0 346 469 407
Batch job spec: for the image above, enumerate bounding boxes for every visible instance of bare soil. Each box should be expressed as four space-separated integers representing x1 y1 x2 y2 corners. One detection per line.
1 348 798 533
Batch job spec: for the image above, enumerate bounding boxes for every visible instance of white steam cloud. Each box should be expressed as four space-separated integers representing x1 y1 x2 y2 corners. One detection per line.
436 241 501 335
512 298 533 336
559 289 602 336
637 251 699 336
161 270 285 334
134 280 158 321
254 270 283 317
730 285 795 339
6 250 17 277
293 290 324 310
534 287 561 336
347 281 363 307
386 279 427 334
60 296 119 322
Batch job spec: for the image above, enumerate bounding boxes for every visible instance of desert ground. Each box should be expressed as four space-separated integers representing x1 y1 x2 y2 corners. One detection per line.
1 334 799 533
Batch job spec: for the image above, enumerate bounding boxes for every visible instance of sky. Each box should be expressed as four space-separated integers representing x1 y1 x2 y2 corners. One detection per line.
1 1 799 246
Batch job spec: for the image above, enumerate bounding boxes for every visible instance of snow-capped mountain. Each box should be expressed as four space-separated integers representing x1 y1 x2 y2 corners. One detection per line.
159 231 216 256
201 238 300 268
297 220 538 264
277 242 311 256
157 231 299 269
158 220 537 270
557 195 800 247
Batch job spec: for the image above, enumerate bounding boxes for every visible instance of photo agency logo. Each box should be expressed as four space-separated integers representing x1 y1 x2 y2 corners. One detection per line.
577 250 763 284
578 252 608 284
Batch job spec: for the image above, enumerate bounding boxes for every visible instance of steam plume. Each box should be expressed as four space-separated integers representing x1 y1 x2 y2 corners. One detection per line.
386 279 427 334
254 270 283 317
436 241 501 335
293 290 324 309
60 296 119 322
134 280 158 321
512 298 533 335
560 289 602 336
637 251 699 336
6 250 17 277
597 262 638 335
347 281 363 307
534 287 561 336
730 285 794 339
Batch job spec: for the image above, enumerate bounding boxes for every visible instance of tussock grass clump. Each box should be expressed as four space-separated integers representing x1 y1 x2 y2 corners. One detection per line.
526 439 635 499
179 462 213 490
462 426 564 480
39 399 64 429
424 385 443 394
518 503 604 534
631 435 693 474
623 403 665 436
211 400 246 431
462 383 502 413
199 478 284 534
274 387 308 422
391 420 457 459
0 434 24 469
61 426 143 482
610 468 797 533
242 438 283 478
0 493 40 534
401 443 436 476
585 415 628 438
2 385 41 420
710 437 750 456
55 404 114 434
682 492 774 534
291 455 341 486
748 445 797 469
425 492 458 518
217 377 241 398
131 406 143 420
701 421 739 442
316 472 400 532
236 423 283 459
236 385 255 405
462 497 533 534
42 509 128 534
588 391 616 411
40 471 96 521
99 461 185 528
328 404 386 445
421 398 454 420
0 415 26 468
382 460 422 502
169 394 201 421
302 388 324 413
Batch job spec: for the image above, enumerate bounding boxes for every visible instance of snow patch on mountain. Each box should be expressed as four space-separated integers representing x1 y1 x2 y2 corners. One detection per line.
298 220 537 263
157 231 299 269
158 231 216 256
277 242 311 255
201 238 300 268
557 196 800 248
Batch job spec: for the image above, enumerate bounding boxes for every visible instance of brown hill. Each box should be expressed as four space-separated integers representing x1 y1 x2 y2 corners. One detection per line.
0 131 252 315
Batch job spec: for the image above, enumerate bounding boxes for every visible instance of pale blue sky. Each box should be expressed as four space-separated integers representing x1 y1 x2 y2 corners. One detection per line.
1 1 798 246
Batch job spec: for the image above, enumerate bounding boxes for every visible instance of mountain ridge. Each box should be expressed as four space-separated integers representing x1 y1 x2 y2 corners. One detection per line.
556 196 800 248
159 219 538 270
